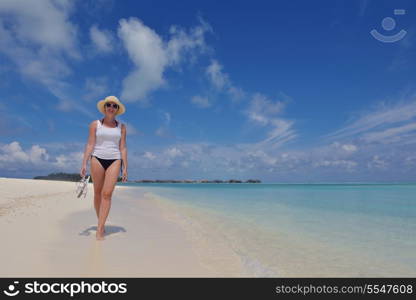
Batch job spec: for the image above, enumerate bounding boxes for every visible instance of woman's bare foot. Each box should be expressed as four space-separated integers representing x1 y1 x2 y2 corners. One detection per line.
96 227 105 240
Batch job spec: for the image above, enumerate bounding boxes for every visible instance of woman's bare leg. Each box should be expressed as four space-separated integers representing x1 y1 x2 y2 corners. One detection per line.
90 156 105 219
96 159 121 240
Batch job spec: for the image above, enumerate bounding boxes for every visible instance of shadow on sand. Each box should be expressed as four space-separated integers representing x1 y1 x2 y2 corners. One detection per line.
79 225 127 237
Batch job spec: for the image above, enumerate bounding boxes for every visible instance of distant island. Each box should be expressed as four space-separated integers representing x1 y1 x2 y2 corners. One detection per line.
34 173 95 182
133 179 261 183
34 173 261 183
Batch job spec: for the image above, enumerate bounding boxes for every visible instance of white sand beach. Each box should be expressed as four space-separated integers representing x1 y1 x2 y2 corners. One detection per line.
0 178 249 277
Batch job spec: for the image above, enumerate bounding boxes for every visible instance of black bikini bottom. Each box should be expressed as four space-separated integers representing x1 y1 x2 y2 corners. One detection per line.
92 155 121 171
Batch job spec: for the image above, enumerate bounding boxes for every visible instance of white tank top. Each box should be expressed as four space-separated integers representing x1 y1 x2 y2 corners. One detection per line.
92 119 122 159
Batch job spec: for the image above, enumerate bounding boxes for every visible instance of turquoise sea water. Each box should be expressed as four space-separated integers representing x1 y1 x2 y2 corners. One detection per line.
120 183 416 276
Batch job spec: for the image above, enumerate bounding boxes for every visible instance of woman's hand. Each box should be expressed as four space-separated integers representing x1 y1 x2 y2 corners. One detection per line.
122 169 128 182
80 164 87 178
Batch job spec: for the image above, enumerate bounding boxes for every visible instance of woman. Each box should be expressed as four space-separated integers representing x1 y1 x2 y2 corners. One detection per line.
80 95 128 240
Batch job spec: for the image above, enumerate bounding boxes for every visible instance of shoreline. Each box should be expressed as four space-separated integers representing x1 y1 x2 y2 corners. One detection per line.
0 177 246 277
142 191 276 277
2 177 414 277
141 188 416 277
7 177 416 185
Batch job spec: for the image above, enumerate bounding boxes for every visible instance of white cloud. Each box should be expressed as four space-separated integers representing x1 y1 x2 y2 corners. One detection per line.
118 140 369 181
0 0 78 54
166 16 212 65
246 93 286 121
205 59 245 102
55 99 73 112
151 139 413 181
0 141 29 163
118 17 167 102
121 121 139 136
52 151 83 169
0 141 49 165
83 77 109 101
163 112 171 125
263 119 295 143
330 142 358 153
191 95 211 108
227 86 245 101
153 111 173 138
181 160 190 168
245 150 278 166
0 0 79 95
0 141 86 174
3 137 406 182
342 144 358 152
404 155 416 166
313 159 358 171
118 17 212 103
155 127 171 138
29 145 50 164
143 151 156 160
324 98 416 144
243 93 296 150
56 98 94 118
165 147 183 158
154 110 171 128
367 155 387 170
90 24 114 53
206 59 229 90
361 122 416 144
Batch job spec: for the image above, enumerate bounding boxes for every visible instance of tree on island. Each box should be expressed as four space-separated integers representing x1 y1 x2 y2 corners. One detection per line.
34 172 261 183
34 172 122 182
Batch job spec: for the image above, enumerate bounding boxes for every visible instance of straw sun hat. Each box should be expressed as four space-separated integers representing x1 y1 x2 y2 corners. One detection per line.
97 96 126 116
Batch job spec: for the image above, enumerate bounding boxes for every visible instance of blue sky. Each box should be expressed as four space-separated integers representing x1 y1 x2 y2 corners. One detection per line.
1 0 416 183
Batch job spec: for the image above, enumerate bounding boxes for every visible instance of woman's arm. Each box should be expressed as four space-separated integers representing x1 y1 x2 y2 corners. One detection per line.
119 124 128 181
82 121 97 167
